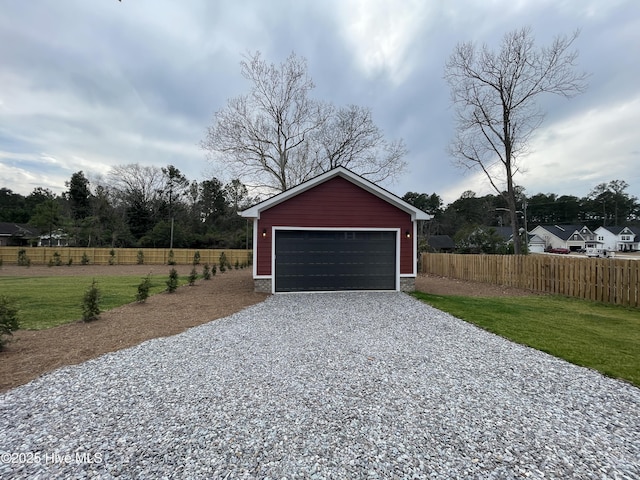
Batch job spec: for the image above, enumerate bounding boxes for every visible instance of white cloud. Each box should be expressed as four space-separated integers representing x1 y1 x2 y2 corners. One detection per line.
335 0 432 85
522 95 640 196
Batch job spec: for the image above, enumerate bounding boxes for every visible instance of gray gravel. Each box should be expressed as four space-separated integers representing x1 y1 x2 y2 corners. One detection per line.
1 292 638 479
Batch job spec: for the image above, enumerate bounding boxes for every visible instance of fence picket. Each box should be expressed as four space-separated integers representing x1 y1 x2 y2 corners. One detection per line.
0 247 252 267
420 253 639 307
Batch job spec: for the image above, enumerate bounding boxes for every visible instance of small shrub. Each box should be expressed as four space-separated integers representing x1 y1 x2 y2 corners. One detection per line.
219 252 227 273
166 268 179 293
202 263 211 280
17 249 30 267
211 263 217 276
67 257 73 266
0 257 3 269
108 249 116 265
82 279 101 322
137 250 145 265
0 296 20 351
136 274 152 303
168 249 176 265
188 266 198 285
234 259 239 270
193 251 201 265
81 252 90 265
49 251 62 267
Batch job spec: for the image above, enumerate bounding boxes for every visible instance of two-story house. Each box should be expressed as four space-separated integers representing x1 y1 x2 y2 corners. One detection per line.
595 226 639 251
529 225 601 251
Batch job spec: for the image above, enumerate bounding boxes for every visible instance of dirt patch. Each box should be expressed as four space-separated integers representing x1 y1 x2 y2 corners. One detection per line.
0 266 535 393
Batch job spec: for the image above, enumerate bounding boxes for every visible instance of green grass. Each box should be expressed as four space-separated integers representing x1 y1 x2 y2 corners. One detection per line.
412 292 640 387
0 275 188 330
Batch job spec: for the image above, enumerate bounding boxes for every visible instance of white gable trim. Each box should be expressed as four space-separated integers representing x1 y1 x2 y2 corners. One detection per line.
240 167 431 221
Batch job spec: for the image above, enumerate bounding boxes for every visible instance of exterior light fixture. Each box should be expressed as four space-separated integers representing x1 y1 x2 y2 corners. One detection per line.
262 228 267 238
405 230 411 238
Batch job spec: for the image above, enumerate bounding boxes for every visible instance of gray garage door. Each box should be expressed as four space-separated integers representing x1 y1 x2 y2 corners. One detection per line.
274 230 397 292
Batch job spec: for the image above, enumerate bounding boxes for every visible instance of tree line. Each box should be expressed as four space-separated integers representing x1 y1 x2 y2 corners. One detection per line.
0 165 258 249
403 179 638 253
2 165 636 250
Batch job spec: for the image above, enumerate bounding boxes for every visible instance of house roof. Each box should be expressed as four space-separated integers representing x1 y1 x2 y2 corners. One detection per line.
597 225 624 235
493 226 514 241
240 167 432 221
0 222 39 237
532 225 587 241
597 225 639 236
427 235 455 250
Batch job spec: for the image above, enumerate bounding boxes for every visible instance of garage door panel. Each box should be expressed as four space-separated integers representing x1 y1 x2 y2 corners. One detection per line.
275 230 396 292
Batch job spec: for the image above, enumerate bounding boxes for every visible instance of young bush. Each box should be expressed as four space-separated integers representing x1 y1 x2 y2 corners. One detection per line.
137 250 145 265
188 266 198 285
166 268 179 293
211 263 217 276
17 249 31 267
67 257 73 266
193 251 201 265
168 249 176 265
136 274 152 303
109 249 116 265
82 279 101 322
0 257 3 269
0 296 20 351
81 252 90 265
234 259 239 270
219 252 228 273
49 251 62 267
202 263 211 280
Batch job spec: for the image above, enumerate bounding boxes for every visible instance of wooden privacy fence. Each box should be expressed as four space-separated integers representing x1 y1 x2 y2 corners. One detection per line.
0 247 252 267
420 253 640 307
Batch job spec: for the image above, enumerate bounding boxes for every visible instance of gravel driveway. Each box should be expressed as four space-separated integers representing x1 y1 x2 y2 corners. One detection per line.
1 292 638 479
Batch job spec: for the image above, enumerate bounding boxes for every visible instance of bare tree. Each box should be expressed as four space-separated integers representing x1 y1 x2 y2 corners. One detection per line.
107 163 164 208
202 51 406 193
311 104 407 182
444 27 588 253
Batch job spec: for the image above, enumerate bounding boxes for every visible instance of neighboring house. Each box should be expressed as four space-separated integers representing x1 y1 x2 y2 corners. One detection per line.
595 226 639 251
527 234 546 253
493 226 515 243
529 225 601 251
0 222 39 246
38 229 71 247
425 235 455 253
480 226 545 253
240 167 431 293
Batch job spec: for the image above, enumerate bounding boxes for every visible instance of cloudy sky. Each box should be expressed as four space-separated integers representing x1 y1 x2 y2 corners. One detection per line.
1 0 639 205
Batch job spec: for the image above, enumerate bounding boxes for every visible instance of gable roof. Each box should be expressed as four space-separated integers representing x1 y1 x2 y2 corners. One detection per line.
240 167 431 221
597 225 638 236
493 226 514 241
0 222 39 237
532 225 586 241
427 235 455 250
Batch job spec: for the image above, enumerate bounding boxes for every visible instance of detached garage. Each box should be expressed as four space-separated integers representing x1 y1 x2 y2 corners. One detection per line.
240 167 431 293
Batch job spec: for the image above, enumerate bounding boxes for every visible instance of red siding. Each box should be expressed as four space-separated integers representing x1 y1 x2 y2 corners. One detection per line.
256 177 414 275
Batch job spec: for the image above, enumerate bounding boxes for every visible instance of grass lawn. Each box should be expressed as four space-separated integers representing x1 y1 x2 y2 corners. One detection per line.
0 275 187 330
412 292 640 388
